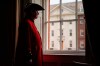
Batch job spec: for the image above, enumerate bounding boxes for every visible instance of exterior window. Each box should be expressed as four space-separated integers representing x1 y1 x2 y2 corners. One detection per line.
52 22 54 26
69 29 72 36
80 16 84 24
80 40 85 49
70 22 72 24
44 0 85 55
51 41 54 47
51 30 54 36
69 40 72 47
80 29 84 36
80 5 84 12
80 20 84 24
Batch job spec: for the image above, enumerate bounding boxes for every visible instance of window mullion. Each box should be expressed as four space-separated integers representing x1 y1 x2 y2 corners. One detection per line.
60 0 62 50
48 0 50 50
76 0 78 51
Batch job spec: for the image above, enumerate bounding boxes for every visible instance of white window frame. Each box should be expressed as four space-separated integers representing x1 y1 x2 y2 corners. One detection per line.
43 0 85 56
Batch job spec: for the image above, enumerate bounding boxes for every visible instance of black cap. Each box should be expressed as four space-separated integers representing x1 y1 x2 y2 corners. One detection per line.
24 3 44 12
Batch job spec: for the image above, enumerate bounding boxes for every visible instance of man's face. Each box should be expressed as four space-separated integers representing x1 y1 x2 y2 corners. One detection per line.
32 10 39 19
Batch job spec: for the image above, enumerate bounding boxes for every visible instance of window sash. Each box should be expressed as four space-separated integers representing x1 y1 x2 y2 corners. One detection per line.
43 0 85 55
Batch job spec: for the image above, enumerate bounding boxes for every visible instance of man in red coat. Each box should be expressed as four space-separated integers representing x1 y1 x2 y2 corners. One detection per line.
15 3 44 66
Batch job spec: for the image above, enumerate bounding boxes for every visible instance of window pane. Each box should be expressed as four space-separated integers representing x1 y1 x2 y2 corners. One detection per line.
77 0 84 14
80 29 84 36
79 40 85 50
62 21 76 50
50 0 60 21
46 22 60 50
44 0 85 55
62 0 76 20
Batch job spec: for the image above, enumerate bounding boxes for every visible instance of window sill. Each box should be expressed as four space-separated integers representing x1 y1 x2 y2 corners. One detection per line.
43 50 85 56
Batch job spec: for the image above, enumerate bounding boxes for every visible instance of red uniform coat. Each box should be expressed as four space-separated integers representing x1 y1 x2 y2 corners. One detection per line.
15 19 43 66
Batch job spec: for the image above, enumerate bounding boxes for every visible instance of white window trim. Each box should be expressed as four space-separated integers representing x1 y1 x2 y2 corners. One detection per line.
43 0 85 56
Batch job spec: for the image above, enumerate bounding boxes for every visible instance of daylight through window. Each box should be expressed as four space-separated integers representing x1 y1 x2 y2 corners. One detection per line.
44 0 85 55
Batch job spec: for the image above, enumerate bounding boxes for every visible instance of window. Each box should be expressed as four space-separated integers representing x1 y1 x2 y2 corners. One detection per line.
80 40 85 50
52 22 54 26
51 41 54 47
80 29 84 36
69 21 72 24
80 20 84 24
79 5 84 12
80 16 84 24
51 30 54 36
44 0 85 55
69 29 72 36
69 40 72 47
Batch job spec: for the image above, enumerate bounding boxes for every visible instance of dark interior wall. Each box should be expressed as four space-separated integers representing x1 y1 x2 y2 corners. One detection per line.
0 0 31 66
0 0 16 66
